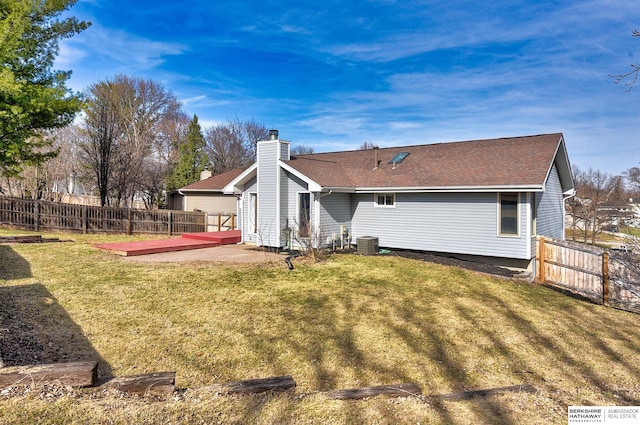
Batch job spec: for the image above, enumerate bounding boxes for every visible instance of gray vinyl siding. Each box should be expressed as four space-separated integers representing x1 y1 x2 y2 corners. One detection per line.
257 141 280 246
351 192 531 259
319 192 353 245
281 170 308 247
280 142 290 161
535 163 564 240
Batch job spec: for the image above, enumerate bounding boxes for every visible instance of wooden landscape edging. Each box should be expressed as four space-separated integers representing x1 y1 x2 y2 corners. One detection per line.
220 375 296 394
325 383 422 400
427 384 537 401
0 362 536 403
0 361 98 388
0 235 61 244
100 372 176 395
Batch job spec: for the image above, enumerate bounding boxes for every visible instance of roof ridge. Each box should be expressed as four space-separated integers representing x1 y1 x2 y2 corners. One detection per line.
291 133 563 158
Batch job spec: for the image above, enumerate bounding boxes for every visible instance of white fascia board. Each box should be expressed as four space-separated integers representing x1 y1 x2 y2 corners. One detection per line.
178 189 223 194
223 163 257 194
354 185 544 193
278 160 323 192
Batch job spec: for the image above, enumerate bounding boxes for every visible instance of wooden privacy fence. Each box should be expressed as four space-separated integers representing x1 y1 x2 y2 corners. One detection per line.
0 196 207 235
536 236 640 314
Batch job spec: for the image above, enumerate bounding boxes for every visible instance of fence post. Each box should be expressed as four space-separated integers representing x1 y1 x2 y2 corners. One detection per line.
127 208 132 235
217 213 221 231
168 211 173 236
602 251 610 306
82 205 88 234
34 200 40 231
231 213 235 231
538 237 545 283
204 212 208 232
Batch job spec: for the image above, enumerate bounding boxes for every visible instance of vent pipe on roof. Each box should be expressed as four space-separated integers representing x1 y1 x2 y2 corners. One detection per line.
269 129 279 140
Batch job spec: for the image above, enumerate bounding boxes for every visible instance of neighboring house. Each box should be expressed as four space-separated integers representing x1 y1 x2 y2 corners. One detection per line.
224 132 574 269
177 168 243 215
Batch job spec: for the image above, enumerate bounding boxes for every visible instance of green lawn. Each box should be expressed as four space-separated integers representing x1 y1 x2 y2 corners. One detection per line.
0 228 639 424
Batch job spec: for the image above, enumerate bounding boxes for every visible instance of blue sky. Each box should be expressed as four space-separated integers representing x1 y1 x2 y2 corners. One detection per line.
56 0 640 175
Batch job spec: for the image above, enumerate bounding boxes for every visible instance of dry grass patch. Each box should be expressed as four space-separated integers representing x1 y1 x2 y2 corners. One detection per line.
0 229 639 424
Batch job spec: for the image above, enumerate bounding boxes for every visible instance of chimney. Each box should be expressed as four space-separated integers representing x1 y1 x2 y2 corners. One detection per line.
269 129 279 140
373 146 380 169
200 164 212 180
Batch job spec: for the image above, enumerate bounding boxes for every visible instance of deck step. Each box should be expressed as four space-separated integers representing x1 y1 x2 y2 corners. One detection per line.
182 230 241 244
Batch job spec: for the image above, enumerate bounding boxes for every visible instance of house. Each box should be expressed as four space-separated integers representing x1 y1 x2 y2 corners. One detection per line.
171 168 243 231
224 131 574 269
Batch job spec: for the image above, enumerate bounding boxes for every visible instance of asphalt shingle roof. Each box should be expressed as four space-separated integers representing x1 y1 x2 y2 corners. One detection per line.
180 168 244 191
283 133 565 189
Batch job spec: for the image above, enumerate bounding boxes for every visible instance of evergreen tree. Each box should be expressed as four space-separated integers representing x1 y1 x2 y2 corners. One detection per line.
166 115 209 190
0 0 90 176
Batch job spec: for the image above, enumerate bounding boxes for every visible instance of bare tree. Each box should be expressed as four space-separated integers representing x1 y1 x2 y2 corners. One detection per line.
204 118 269 174
575 167 616 244
611 30 640 91
567 166 590 241
291 145 314 155
0 125 84 200
623 166 640 200
80 80 122 206
80 75 183 207
359 141 378 150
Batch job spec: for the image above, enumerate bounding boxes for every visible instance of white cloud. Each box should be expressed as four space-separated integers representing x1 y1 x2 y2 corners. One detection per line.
55 43 87 66
63 23 186 72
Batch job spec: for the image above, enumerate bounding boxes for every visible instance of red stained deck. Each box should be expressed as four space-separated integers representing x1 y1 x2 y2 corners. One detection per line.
93 230 241 256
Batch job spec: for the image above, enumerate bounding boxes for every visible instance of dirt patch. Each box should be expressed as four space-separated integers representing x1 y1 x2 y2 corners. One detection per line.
387 249 523 278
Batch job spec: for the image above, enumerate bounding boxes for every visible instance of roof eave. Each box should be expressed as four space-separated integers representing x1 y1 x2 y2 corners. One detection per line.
223 164 257 194
354 185 545 193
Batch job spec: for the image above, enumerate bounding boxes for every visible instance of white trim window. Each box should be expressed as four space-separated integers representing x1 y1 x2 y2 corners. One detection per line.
298 192 311 237
498 192 519 236
374 193 396 208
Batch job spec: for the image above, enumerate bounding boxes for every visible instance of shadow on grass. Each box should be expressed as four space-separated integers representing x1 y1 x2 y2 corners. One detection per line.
0 245 32 280
222 259 640 424
0 283 112 381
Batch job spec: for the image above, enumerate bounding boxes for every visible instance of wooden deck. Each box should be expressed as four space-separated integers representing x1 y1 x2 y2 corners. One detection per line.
94 230 241 256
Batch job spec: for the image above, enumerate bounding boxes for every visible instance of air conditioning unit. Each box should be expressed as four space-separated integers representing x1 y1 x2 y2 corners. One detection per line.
357 236 379 255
